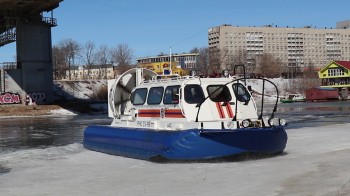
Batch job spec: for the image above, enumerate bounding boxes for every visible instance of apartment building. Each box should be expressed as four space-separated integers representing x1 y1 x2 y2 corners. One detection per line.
208 21 350 74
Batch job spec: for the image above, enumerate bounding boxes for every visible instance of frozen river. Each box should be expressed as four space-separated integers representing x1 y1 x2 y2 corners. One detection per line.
1 101 350 152
0 114 111 153
270 101 350 128
1 101 350 195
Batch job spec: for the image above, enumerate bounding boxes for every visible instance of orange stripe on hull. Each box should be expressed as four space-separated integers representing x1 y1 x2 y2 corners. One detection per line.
165 109 185 118
164 109 185 118
138 109 160 117
138 109 185 118
225 102 234 118
215 102 225 118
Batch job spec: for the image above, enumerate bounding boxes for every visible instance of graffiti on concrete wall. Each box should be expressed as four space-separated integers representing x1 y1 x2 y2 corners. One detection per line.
28 92 46 104
0 92 21 104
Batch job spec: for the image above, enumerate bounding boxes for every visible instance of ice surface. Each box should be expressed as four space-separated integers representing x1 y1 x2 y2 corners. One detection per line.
1 124 350 196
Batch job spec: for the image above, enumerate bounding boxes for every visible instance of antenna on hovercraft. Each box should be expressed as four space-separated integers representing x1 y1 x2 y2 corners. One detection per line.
169 47 172 75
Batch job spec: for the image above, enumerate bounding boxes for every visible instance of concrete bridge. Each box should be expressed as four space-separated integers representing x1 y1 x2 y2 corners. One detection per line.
0 0 63 104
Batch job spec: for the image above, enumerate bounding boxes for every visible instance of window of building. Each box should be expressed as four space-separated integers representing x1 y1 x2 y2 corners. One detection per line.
328 68 345 76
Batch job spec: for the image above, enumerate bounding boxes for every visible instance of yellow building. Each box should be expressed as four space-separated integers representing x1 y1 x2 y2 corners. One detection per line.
319 61 350 89
137 53 198 76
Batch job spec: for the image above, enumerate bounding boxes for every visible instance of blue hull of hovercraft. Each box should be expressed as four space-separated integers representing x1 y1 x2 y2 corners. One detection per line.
83 125 287 161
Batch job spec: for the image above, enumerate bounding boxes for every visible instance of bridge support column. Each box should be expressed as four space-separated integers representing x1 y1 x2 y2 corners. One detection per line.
16 22 53 104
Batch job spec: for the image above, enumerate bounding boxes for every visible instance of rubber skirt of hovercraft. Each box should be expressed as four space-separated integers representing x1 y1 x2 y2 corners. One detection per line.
83 125 287 161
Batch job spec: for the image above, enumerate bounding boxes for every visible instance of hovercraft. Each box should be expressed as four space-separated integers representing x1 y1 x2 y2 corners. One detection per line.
83 67 287 161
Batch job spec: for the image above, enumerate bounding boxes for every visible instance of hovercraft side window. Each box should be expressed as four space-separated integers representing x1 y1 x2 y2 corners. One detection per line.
131 88 148 105
207 85 231 102
163 85 180 104
147 87 164 105
232 83 251 103
184 85 205 104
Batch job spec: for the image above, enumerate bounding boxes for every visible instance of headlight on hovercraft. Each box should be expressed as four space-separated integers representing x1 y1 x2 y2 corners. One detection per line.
242 119 251 128
279 118 287 126
268 118 287 127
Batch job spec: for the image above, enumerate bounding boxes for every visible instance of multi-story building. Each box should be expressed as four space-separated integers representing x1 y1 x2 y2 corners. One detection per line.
137 53 198 76
208 21 350 75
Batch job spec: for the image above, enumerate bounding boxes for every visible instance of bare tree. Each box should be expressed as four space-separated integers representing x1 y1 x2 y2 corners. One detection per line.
80 41 97 79
303 59 318 78
81 41 97 65
52 39 80 80
96 45 111 79
190 47 209 77
110 43 134 73
56 39 80 80
208 47 226 76
225 49 249 75
233 49 248 66
52 45 67 80
257 53 282 78
291 59 320 93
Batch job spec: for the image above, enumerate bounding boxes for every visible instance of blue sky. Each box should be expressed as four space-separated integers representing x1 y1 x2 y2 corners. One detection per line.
1 0 349 63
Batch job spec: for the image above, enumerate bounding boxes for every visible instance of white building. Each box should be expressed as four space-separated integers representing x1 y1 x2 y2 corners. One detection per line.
63 65 116 80
208 21 350 73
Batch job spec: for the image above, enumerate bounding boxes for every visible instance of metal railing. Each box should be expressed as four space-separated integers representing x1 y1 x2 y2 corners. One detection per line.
0 28 16 46
42 17 57 26
0 62 17 70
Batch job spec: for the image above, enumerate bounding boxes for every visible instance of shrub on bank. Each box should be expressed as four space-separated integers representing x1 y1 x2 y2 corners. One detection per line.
92 85 108 101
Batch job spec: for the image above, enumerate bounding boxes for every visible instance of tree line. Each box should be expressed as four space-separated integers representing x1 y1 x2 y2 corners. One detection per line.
191 47 318 79
52 39 134 80
191 47 319 92
52 39 318 81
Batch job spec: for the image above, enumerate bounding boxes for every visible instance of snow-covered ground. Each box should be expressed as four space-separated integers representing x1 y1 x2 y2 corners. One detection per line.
246 78 289 95
1 123 350 196
246 78 290 101
54 80 107 101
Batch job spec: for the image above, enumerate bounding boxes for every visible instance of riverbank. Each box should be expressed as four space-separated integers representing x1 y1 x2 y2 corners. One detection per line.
0 105 63 117
0 102 107 117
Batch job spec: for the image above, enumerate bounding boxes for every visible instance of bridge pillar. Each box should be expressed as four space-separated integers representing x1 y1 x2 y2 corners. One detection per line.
16 22 53 104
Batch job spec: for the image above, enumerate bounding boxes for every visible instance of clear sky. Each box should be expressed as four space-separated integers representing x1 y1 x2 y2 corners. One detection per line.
1 0 349 63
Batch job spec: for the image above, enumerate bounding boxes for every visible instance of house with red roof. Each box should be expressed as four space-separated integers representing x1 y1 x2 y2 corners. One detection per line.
318 61 350 89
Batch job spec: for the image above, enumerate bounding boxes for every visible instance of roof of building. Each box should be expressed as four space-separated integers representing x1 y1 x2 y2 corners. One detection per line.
319 61 350 74
335 61 350 70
